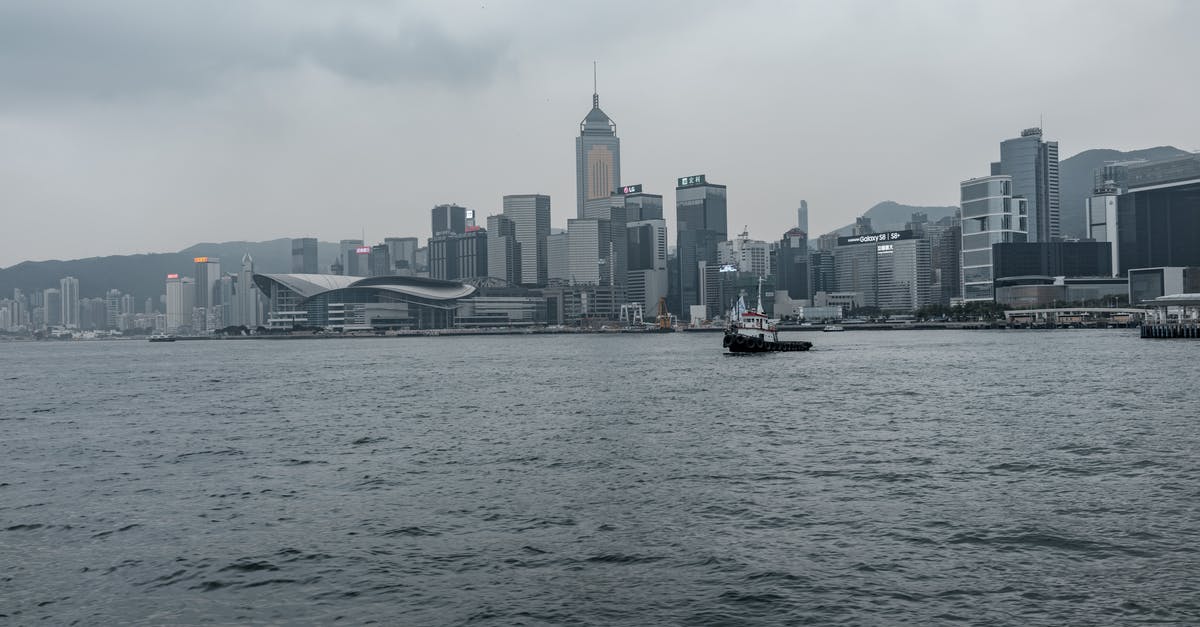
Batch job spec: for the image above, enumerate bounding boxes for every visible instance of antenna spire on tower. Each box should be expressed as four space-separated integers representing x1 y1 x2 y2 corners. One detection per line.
593 61 599 108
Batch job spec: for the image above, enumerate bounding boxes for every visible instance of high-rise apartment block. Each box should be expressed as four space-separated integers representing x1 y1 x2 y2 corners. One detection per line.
59 276 79 329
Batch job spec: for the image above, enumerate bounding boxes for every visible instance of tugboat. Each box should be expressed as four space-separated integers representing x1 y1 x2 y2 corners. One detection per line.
722 281 812 353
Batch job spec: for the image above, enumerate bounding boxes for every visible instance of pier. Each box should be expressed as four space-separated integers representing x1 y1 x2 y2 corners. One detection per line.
1140 294 1200 339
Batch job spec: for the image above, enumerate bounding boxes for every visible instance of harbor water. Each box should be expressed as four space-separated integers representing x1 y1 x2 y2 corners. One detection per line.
2 330 1198 625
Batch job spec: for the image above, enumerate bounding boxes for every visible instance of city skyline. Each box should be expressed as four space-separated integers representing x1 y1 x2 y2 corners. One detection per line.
3 1 1200 269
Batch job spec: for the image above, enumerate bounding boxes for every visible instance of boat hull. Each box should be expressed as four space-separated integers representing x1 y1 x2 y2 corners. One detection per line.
723 331 812 353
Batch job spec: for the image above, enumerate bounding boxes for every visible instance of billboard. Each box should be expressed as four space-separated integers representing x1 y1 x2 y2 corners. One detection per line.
166 273 179 279
193 256 209 263
837 230 916 246
619 184 643 195
355 246 371 255
677 174 706 188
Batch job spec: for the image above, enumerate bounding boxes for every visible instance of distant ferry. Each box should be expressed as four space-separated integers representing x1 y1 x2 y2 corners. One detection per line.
822 325 845 332
147 333 176 342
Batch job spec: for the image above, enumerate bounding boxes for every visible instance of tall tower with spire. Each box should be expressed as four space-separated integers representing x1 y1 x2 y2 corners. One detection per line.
576 63 621 219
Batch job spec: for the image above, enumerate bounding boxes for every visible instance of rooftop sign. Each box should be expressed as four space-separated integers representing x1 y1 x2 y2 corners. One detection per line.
193 256 209 263
355 246 371 254
837 230 916 246
677 174 706 188
166 273 179 279
620 184 643 195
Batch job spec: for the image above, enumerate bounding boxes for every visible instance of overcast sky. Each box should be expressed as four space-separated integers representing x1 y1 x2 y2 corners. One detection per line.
2 0 1198 267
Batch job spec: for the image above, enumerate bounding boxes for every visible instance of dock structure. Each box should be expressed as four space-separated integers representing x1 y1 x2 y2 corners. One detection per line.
1140 294 1200 339
1003 307 1150 328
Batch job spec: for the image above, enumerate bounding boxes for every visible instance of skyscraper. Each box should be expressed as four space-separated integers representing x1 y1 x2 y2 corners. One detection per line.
997 128 1060 242
166 274 195 332
236 254 259 327
339 240 366 277
487 214 520 285
431 204 468 236
59 276 79 329
960 175 1028 301
291 238 318 274
502 194 551 287
193 257 220 310
627 219 669 315
385 237 419 275
576 71 620 219
623 187 664 222
105 290 121 329
43 288 61 328
797 200 809 235
675 174 728 319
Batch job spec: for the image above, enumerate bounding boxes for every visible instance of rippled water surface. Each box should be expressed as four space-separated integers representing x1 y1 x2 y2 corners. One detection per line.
3 330 1199 625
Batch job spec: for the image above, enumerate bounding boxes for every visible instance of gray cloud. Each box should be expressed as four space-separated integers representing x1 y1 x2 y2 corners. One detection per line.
0 2 509 107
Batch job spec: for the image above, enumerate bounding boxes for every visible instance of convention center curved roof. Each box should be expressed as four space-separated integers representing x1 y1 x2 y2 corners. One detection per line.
253 274 477 301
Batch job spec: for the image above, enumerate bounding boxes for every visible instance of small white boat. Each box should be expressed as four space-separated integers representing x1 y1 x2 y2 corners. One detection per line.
148 333 176 342
822 325 845 332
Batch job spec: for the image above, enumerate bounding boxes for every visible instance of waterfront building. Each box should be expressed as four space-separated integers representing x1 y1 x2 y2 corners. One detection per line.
960 175 1028 301
60 276 79 329
1128 266 1200 305
291 238 318 274
576 76 620 219
834 230 932 311
992 242 1112 280
996 127 1060 242
431 204 468 236
254 274 478 330
627 219 669 315
995 276 1129 308
502 194 551 287
676 174 728 319
1106 155 1200 275
120 293 135 316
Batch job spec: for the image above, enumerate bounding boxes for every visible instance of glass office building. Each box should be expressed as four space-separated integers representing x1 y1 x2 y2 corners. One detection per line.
960 175 1028 301
675 175 727 319
997 128 1059 242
